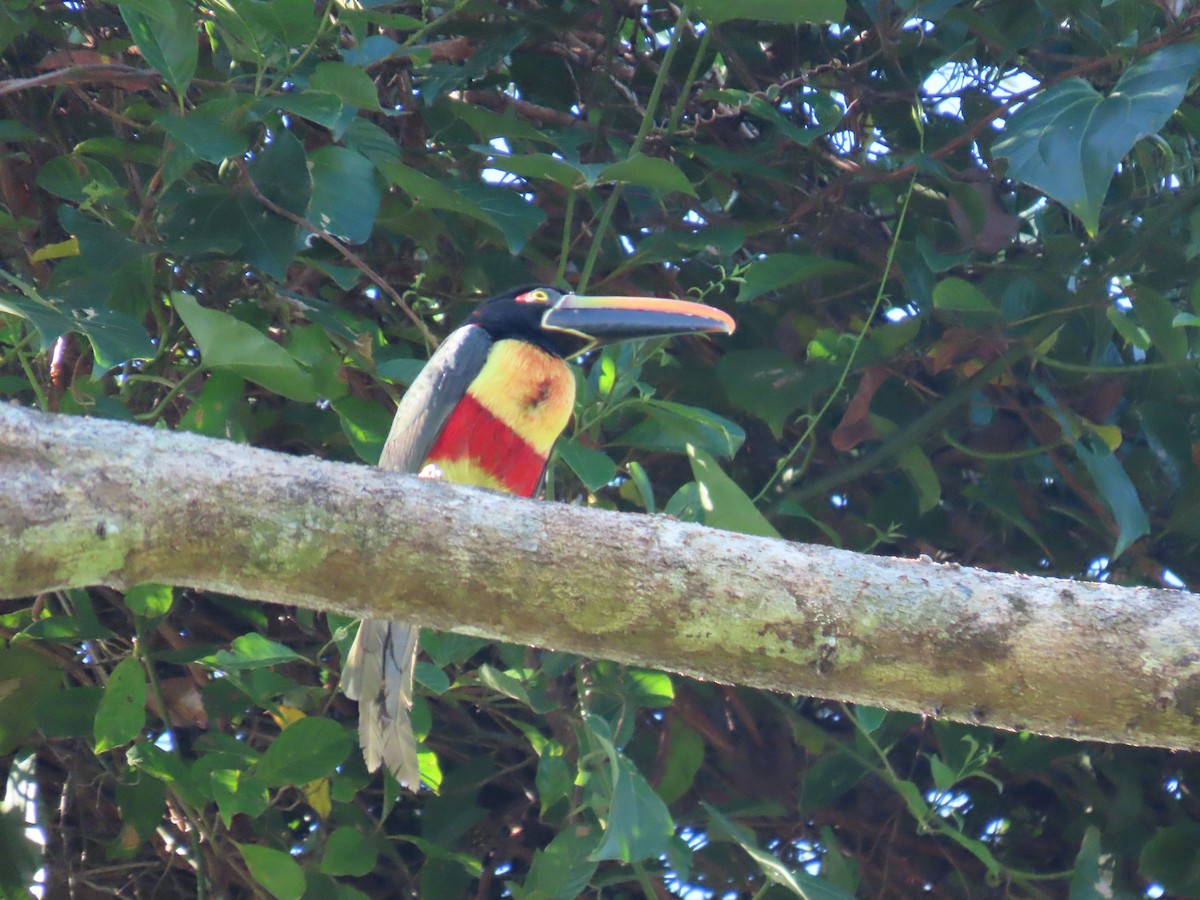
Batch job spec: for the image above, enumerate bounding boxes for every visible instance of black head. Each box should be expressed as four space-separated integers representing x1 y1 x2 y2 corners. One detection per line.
468 285 736 359
468 286 582 357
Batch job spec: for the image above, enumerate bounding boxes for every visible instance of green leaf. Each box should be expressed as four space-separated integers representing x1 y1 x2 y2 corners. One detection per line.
717 349 824 438
341 33 403 67
35 155 118 203
996 44 1200 234
711 90 843 146
622 669 675 708
375 356 427 384
631 224 747 265
477 664 556 713
450 182 547 254
310 62 381 110
307 146 381 244
0 120 38 142
381 160 485 215
853 705 887 734
1140 822 1200 895
694 0 845 24
124 583 174 619
932 277 998 314
178 369 245 438
172 293 319 402
1106 306 1150 350
0 287 153 368
235 0 318 50
1131 286 1188 363
248 125 312 215
381 161 523 245
127 742 191 786
0 760 41 895
332 395 393 463
557 438 617 492
0 290 77 350
156 100 252 164
894 442 941 514
94 656 147 753
1037 384 1149 559
341 118 401 165
536 751 574 816
160 128 310 277
447 99 553 144
623 460 656 513
199 632 305 671
237 843 307 900
256 717 351 786
59 304 153 368
210 769 269 828
320 827 378 877
414 661 451 695
655 719 704 804
21 591 112 643
0 644 66 754
818 825 859 894
928 754 956 792
1069 827 1113 900
705 803 856 899
513 827 600 900
120 0 197 97
617 400 745 458
736 253 856 303
34 686 104 738
286 323 346 399
116 0 183 20
115 771 168 846
421 632 489 668
263 92 346 132
589 754 674 863
800 752 868 812
688 445 780 538
477 151 582 188
160 126 310 278
598 154 696 196
664 481 702 520
1081 439 1149 558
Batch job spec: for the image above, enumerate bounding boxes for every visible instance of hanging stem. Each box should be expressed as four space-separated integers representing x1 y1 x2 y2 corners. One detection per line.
555 188 577 285
14 330 49 412
577 3 695 292
752 167 919 503
665 21 710 135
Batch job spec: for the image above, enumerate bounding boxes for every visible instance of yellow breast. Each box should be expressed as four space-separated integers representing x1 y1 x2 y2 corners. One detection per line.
464 340 576 457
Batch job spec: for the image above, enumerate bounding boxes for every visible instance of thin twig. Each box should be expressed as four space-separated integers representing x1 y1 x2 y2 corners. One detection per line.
0 64 158 96
578 2 695 292
235 159 438 348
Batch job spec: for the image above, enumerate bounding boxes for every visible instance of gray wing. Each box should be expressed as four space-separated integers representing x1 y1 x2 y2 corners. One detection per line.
378 324 494 472
342 324 493 789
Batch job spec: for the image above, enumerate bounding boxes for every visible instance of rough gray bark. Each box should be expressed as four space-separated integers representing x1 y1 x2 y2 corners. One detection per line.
2 402 1199 749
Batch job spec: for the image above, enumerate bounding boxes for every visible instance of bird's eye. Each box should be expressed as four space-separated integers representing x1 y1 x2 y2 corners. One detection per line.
517 289 550 304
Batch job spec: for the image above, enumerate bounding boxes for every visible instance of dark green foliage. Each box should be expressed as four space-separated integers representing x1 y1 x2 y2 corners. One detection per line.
2 1 1200 897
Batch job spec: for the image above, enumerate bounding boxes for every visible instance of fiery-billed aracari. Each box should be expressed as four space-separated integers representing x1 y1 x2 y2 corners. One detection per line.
341 285 735 788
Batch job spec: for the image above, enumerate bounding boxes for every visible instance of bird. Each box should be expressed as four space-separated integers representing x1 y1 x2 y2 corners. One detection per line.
340 284 735 788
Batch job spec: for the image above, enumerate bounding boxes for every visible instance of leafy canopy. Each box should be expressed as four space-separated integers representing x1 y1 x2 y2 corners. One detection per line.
3 0 1200 897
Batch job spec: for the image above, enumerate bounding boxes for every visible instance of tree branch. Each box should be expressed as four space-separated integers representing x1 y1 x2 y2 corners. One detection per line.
3 402 1199 750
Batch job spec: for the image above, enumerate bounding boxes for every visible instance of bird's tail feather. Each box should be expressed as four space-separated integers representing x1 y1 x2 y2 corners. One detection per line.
341 619 422 789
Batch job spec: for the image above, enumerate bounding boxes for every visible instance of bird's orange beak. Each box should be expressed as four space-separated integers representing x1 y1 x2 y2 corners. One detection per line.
541 293 735 345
